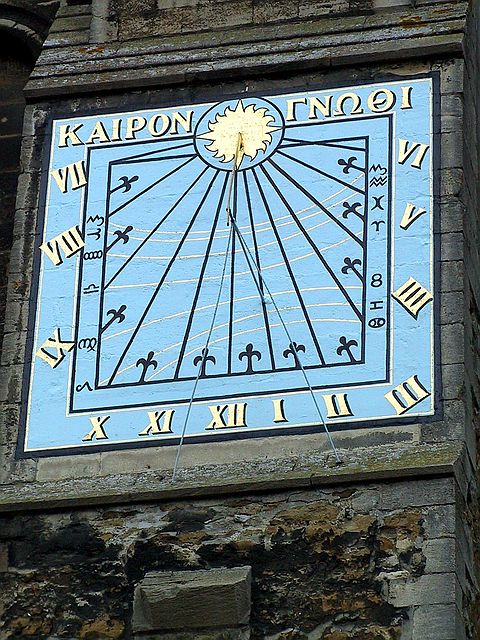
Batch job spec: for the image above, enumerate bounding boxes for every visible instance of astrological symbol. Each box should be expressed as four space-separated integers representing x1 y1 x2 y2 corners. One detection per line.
138 410 175 436
392 277 433 319
76 381 93 392
342 201 363 219
398 139 430 169
82 415 110 441
50 160 87 194
84 250 103 260
369 164 387 175
372 195 385 211
322 393 353 419
371 273 383 288
341 257 363 280
369 317 386 328
272 399 288 423
370 300 384 311
400 203 427 230
371 220 385 232
106 225 133 253
205 403 247 430
87 228 102 240
111 175 139 194
283 342 305 369
83 283 99 295
385 375 430 415
40 225 84 266
36 328 75 369
78 337 97 352
136 351 158 383
87 215 105 226
239 343 262 373
338 156 364 174
193 347 216 377
101 305 127 333
369 176 388 187
336 336 359 363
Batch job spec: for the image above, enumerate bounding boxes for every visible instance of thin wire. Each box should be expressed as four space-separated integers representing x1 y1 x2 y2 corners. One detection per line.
172 205 234 482
227 211 342 464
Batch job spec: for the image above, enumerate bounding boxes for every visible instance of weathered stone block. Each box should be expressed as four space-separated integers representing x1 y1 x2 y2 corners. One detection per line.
412 603 457 640
132 567 252 633
387 573 456 607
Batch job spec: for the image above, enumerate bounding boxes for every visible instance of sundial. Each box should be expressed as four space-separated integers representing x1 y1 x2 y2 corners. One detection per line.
18 77 436 456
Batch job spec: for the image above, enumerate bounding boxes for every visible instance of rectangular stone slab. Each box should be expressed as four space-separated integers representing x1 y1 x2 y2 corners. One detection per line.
132 566 252 632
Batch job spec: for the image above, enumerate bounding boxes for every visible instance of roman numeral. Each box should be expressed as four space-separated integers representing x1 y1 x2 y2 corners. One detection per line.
36 328 75 368
40 225 85 266
385 375 430 415
272 399 288 423
138 410 175 436
399 203 427 230
322 393 353 419
398 139 430 169
205 403 247 430
392 277 433 319
82 416 110 441
51 160 87 193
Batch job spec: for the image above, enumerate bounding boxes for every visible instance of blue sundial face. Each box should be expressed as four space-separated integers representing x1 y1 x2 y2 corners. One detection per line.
19 78 436 456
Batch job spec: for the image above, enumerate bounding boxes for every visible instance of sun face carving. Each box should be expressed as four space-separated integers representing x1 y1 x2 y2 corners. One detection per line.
198 100 279 168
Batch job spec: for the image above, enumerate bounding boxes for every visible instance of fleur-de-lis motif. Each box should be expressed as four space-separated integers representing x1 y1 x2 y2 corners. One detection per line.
106 225 133 252
336 336 359 363
342 201 363 219
101 304 127 334
283 342 306 369
136 351 158 383
116 175 139 193
239 343 262 373
341 257 363 280
338 156 364 174
193 347 216 377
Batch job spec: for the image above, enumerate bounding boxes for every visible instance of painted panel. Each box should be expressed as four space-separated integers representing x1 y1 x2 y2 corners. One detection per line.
18 77 437 456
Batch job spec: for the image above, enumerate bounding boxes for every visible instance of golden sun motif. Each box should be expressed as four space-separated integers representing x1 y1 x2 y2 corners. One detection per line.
198 100 278 167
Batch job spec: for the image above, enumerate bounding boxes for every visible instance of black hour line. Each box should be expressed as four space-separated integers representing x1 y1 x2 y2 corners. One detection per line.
281 137 367 153
244 171 276 371
109 140 195 165
173 172 230 380
227 173 237 375
252 168 326 366
108 155 196 218
261 162 363 322
105 164 210 289
268 156 363 247
107 169 222 387
115 151 196 167
275 149 365 196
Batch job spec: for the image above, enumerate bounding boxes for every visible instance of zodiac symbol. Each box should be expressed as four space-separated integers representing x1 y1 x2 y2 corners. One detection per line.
372 195 385 211
371 220 385 232
78 337 97 352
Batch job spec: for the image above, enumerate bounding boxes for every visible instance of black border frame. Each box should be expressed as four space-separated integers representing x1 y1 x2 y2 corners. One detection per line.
15 70 442 459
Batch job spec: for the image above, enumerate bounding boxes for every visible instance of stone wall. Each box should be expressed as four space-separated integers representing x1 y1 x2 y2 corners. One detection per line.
0 476 462 639
0 1 477 639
